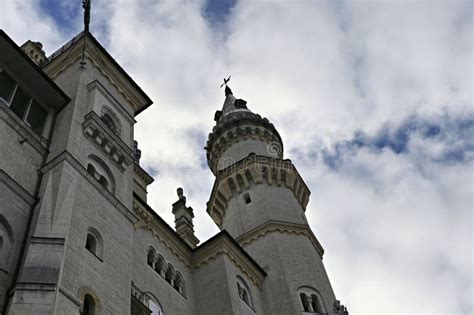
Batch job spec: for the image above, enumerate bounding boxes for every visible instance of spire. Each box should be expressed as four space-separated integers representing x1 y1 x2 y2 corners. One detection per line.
225 85 233 96
172 188 200 248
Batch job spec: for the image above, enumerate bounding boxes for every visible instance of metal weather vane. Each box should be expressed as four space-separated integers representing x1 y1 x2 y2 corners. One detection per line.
220 75 231 88
82 0 91 33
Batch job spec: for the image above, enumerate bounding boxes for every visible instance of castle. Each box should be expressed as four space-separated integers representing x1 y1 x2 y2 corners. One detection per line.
0 21 348 315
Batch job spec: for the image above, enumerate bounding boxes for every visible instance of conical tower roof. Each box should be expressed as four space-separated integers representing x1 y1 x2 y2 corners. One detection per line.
206 84 284 174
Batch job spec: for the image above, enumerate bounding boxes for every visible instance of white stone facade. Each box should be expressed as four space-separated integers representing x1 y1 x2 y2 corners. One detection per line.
0 29 346 315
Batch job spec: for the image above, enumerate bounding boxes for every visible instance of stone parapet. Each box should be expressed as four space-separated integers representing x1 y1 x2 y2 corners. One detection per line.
206 110 283 174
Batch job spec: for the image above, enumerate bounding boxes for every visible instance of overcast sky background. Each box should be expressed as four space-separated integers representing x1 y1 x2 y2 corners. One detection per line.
1 0 473 313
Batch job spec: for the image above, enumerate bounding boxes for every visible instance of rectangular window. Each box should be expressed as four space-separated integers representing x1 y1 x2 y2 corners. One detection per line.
26 100 48 135
10 86 30 119
0 70 16 103
0 69 50 137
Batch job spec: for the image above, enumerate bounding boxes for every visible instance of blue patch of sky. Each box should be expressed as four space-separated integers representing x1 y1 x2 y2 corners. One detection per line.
315 113 474 170
145 165 160 178
39 0 80 34
203 0 236 28
185 128 209 171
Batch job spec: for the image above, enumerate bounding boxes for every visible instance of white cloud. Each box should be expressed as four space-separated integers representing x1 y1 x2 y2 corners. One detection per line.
1 0 472 312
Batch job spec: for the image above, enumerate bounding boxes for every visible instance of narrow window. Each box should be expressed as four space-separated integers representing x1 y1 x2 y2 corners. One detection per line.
147 248 155 267
25 100 48 135
243 193 251 204
237 276 253 308
99 176 108 189
87 164 96 176
101 113 118 135
173 275 181 291
83 294 96 315
165 264 174 284
300 293 310 312
85 227 103 260
85 234 97 255
10 86 30 120
311 294 323 313
0 70 16 102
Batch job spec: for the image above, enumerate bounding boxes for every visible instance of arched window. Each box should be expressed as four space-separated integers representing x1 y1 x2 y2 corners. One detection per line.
83 294 96 315
165 264 174 284
101 113 118 135
0 216 13 270
86 234 97 253
100 107 121 137
85 227 103 260
174 272 185 296
297 286 326 313
155 254 165 275
146 295 164 315
311 294 323 313
147 247 156 267
236 275 253 308
78 287 101 315
87 155 115 194
300 293 310 312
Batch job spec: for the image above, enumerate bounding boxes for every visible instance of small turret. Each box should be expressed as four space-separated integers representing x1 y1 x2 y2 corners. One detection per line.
172 188 199 248
20 40 47 66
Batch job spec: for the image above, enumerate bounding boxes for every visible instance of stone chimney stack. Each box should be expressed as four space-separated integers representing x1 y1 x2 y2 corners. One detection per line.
172 188 199 248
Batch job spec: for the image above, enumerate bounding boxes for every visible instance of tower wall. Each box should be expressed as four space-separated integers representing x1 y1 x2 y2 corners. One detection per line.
222 184 307 238
7 35 142 314
206 88 339 314
244 232 336 314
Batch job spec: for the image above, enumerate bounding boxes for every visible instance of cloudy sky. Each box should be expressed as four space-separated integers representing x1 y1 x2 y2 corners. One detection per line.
2 0 473 313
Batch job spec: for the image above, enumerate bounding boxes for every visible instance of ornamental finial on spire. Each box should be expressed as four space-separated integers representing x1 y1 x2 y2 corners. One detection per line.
220 75 232 96
82 0 91 33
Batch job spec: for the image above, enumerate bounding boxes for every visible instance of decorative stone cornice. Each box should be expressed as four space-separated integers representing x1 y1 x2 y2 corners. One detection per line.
207 154 311 228
82 111 133 172
206 111 283 174
192 232 266 289
236 221 325 258
133 162 154 186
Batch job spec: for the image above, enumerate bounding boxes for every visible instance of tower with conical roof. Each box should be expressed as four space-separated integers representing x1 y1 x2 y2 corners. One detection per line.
206 84 340 314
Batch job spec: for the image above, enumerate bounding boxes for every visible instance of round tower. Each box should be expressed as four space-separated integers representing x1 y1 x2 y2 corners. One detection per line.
206 85 341 314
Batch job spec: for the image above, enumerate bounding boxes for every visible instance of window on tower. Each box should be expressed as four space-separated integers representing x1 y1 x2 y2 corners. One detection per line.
86 155 115 194
243 193 251 204
83 294 96 315
101 112 119 135
0 69 50 136
236 275 254 309
297 286 326 313
85 227 103 261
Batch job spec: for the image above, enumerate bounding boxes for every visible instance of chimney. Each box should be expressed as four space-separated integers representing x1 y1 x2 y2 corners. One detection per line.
172 188 199 248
